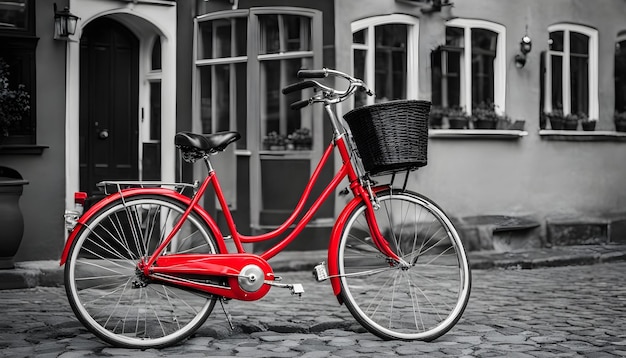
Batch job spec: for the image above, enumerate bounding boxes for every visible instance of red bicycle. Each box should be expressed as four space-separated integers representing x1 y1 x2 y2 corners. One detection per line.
61 68 471 349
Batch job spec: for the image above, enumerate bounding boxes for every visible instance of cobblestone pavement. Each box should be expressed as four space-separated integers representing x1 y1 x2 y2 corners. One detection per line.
1 262 626 357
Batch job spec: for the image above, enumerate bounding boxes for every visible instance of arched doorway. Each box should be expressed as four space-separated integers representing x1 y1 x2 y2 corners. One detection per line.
79 17 139 195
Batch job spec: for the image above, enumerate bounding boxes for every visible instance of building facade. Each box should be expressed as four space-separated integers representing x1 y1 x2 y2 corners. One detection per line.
1 0 625 262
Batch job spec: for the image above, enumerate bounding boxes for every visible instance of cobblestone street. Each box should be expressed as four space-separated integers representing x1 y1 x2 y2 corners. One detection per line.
1 262 626 357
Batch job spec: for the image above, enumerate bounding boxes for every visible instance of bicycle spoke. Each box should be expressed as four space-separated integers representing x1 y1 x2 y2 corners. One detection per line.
338 190 470 341
65 195 219 348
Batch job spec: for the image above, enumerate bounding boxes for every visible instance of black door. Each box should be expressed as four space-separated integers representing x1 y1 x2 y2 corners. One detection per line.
79 17 139 195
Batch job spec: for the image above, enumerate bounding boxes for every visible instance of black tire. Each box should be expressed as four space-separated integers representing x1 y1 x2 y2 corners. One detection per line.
337 189 471 341
64 194 220 348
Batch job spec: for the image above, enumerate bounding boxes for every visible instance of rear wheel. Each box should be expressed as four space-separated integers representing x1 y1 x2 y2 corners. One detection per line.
64 194 220 348
337 189 471 341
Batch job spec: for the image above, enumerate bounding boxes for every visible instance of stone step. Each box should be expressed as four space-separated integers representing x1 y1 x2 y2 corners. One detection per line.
547 214 626 246
455 215 541 252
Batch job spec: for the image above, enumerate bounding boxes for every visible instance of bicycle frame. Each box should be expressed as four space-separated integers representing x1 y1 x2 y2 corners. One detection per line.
61 106 401 303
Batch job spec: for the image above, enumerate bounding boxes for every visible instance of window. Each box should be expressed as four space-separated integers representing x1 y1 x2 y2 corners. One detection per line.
352 15 419 107
196 14 248 148
195 10 321 152
543 24 598 119
142 37 163 180
0 0 36 144
0 0 34 34
616 35 626 114
258 13 314 150
431 19 505 116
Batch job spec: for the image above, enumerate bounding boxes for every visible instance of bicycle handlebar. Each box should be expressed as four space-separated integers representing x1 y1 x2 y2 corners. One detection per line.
283 68 374 110
282 80 318 95
297 69 328 79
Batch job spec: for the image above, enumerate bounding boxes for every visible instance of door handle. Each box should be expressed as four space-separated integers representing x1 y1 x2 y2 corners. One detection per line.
98 129 109 139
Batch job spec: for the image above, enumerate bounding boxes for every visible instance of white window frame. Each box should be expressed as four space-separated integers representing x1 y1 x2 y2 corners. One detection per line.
351 14 420 105
444 19 506 116
544 24 599 119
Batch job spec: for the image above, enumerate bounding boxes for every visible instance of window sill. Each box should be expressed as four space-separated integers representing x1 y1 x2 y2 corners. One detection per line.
0 144 49 155
539 130 626 142
429 129 528 140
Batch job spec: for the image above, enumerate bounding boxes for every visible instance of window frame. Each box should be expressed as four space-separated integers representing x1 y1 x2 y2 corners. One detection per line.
544 24 598 119
615 33 626 114
351 14 420 106
441 19 506 116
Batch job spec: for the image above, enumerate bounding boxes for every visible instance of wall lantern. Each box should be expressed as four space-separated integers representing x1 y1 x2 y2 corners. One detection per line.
515 35 532 68
54 3 79 40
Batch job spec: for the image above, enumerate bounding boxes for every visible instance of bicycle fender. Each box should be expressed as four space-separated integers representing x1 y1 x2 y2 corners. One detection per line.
60 188 227 265
327 186 389 299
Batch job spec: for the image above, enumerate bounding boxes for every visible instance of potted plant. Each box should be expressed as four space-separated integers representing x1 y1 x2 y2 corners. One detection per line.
579 112 596 131
546 109 565 130
290 128 312 150
428 105 445 129
0 58 30 140
615 111 626 132
263 131 288 151
446 106 469 129
470 102 509 130
563 112 581 130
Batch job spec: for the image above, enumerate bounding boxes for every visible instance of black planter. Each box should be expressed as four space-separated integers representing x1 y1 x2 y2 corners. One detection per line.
616 120 626 133
448 116 468 129
563 120 579 131
473 119 497 129
549 117 564 130
582 121 596 131
0 167 28 269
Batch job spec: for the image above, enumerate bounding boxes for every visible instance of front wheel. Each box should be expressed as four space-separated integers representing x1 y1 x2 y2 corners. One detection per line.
64 194 221 348
337 189 471 341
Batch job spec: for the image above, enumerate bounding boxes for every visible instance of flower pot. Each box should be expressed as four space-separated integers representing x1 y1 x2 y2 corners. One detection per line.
616 120 626 133
448 116 468 129
581 121 596 131
0 172 28 269
473 119 497 129
549 117 564 130
563 120 578 131
429 115 443 129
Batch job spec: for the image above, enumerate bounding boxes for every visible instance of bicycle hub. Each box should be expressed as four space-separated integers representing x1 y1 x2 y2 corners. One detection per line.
238 264 265 292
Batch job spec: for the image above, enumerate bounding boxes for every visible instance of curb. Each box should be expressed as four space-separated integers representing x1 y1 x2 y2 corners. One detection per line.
3 244 626 290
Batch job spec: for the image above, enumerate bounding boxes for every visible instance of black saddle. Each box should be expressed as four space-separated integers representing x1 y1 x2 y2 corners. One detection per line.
175 131 241 154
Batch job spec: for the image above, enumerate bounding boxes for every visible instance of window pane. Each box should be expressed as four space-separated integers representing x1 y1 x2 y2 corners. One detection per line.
374 24 407 101
472 29 496 106
571 54 589 114
261 58 313 149
551 55 563 109
446 27 464 48
198 18 246 59
259 15 280 54
284 15 310 51
200 64 247 135
353 29 365 45
570 32 589 55
550 31 564 52
353 48 367 107
431 49 442 106
149 82 161 140
0 0 28 31
151 37 161 70
446 51 461 108
616 40 626 113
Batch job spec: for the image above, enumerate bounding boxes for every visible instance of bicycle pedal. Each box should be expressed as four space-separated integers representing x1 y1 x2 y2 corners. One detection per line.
313 262 329 282
291 284 304 296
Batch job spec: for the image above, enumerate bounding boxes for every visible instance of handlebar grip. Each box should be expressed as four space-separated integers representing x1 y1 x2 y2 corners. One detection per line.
297 69 327 79
290 99 311 110
282 80 318 95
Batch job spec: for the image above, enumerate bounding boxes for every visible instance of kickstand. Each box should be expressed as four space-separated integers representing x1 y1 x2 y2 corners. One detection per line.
219 298 234 330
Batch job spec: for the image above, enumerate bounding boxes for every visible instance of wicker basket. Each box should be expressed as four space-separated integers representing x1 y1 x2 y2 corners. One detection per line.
344 100 430 176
